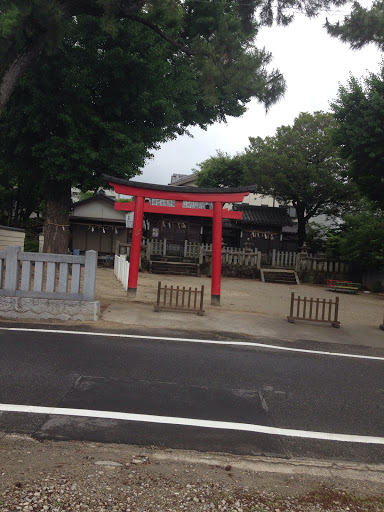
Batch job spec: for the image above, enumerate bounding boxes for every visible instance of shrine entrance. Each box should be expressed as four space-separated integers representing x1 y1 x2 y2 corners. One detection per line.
104 175 255 305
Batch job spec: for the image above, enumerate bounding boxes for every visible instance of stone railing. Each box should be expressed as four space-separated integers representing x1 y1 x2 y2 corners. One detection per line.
0 246 99 321
114 254 130 291
271 249 298 268
202 247 261 268
297 254 351 274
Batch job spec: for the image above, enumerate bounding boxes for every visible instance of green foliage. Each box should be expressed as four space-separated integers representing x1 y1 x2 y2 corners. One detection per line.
334 203 384 270
194 112 356 248
0 0 64 70
243 112 356 246
306 222 332 253
195 151 246 188
0 0 296 115
0 161 43 227
78 191 96 201
324 232 343 258
370 280 383 293
326 1 384 51
2 13 273 203
24 230 40 252
116 198 133 203
331 67 384 209
0 0 353 116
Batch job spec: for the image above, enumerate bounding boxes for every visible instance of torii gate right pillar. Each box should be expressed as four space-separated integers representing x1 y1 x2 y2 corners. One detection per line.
211 201 223 305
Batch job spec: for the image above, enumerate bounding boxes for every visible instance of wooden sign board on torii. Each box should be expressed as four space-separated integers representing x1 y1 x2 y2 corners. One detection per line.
104 175 256 305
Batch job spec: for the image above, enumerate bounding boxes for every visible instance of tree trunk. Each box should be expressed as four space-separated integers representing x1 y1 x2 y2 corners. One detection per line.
43 181 72 254
0 37 46 116
296 209 307 250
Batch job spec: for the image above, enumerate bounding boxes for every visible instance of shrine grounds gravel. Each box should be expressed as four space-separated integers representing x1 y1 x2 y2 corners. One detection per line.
95 268 384 328
1 435 384 512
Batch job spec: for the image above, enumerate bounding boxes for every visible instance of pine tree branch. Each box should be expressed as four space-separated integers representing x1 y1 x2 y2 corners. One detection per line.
126 14 198 57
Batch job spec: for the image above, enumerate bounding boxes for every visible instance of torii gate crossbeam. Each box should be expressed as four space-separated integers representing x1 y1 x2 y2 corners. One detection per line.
104 175 255 305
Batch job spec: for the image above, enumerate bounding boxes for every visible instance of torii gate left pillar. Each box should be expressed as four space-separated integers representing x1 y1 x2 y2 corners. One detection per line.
104 176 253 305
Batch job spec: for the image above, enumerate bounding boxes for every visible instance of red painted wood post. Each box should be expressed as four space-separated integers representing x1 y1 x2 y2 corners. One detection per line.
127 195 144 296
211 201 223 305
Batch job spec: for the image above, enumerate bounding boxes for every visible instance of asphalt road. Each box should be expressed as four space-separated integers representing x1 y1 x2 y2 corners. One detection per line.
1 324 384 463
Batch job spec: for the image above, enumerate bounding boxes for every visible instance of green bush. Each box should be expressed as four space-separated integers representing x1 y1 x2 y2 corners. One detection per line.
24 231 39 252
370 281 383 293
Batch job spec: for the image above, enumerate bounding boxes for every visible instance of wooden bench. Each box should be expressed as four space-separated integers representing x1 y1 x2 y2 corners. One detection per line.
327 279 360 294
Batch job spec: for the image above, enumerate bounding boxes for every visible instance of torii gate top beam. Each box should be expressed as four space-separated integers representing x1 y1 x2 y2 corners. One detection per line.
103 175 256 203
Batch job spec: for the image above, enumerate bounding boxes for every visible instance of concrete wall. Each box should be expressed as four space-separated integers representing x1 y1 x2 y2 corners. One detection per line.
0 226 25 251
0 297 100 322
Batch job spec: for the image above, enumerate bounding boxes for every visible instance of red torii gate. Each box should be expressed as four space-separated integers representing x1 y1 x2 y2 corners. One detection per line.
104 175 255 305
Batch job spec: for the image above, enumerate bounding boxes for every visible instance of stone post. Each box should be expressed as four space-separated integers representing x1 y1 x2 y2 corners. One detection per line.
4 245 20 296
83 250 98 301
257 251 262 270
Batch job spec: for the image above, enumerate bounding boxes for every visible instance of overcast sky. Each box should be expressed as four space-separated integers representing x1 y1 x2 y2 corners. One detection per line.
136 5 382 186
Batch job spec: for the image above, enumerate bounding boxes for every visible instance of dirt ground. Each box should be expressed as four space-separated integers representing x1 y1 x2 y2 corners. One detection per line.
1 434 384 511
95 268 384 327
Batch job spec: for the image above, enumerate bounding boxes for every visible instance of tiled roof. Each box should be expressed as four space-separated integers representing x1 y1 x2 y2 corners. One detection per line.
73 192 115 207
0 225 25 232
282 223 298 233
231 204 293 227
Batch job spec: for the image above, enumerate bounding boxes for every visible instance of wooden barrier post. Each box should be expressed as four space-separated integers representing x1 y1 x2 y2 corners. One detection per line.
287 292 340 327
155 281 205 315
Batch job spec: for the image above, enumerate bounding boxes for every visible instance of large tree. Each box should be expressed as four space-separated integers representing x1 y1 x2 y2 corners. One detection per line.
244 112 356 247
197 112 356 248
331 68 384 209
326 200 384 270
0 12 284 252
0 0 349 115
326 1 384 50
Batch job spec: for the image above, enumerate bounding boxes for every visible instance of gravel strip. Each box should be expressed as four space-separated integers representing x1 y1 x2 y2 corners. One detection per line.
1 436 384 512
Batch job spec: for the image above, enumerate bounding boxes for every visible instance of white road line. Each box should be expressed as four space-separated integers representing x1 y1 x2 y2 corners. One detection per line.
1 403 384 445
1 326 384 361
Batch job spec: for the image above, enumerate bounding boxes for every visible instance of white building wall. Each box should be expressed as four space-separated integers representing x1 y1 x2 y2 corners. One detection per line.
73 201 126 221
242 193 281 207
0 226 25 251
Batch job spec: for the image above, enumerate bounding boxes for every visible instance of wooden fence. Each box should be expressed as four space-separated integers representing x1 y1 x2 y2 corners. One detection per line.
287 292 340 327
0 245 97 301
154 281 205 315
